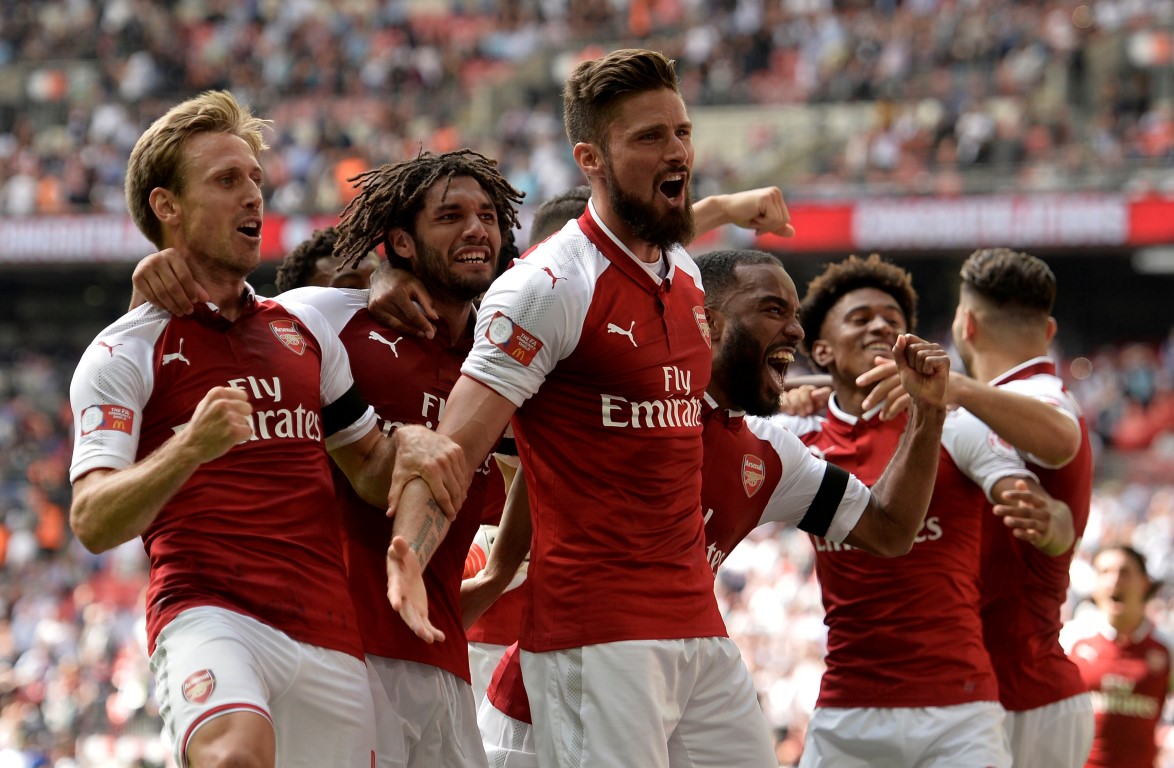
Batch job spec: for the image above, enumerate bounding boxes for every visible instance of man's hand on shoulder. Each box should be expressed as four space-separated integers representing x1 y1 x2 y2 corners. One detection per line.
131 248 209 315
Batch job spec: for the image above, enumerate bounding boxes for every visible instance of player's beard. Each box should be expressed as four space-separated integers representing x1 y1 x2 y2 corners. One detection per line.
414 241 495 303
605 166 696 252
713 320 782 417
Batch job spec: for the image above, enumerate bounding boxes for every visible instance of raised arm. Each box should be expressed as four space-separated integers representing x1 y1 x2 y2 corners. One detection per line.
71 386 252 553
691 187 796 239
948 374 1081 467
386 374 518 642
842 334 950 557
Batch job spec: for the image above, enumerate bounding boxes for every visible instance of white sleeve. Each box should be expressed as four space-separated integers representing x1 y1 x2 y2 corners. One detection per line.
942 407 1038 502
280 299 375 451
461 248 596 407
998 375 1082 469
69 308 167 482
746 416 869 543
766 412 824 438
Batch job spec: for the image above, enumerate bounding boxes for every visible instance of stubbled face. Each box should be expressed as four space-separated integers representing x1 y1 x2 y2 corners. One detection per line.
601 88 695 251
814 287 907 387
171 131 264 278
1092 548 1150 630
711 263 804 416
311 252 380 290
402 175 501 302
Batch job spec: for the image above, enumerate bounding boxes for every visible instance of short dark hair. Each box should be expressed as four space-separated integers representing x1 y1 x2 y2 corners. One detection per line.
563 49 680 149
529 186 591 246
959 247 1056 316
1095 543 1161 600
333 148 524 271
696 249 785 308
800 253 918 358
275 227 338 294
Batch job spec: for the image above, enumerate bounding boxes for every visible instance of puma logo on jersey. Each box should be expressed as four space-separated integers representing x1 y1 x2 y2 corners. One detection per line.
607 321 637 347
162 339 190 366
368 331 404 358
96 341 123 357
540 267 567 289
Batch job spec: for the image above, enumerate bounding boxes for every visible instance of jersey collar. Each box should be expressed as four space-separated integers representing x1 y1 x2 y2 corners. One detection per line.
578 199 676 295
827 393 885 426
990 356 1056 386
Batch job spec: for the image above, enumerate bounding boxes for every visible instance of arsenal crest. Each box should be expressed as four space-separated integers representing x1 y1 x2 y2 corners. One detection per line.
693 306 711 348
270 319 306 356
742 454 766 497
182 669 216 704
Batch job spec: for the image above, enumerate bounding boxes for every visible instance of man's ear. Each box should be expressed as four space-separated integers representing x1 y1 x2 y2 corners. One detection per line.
389 228 415 261
1045 316 1057 343
148 188 179 224
810 339 834 369
573 142 604 179
961 307 978 342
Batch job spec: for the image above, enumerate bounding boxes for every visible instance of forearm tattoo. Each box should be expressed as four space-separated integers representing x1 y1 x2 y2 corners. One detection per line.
410 499 445 565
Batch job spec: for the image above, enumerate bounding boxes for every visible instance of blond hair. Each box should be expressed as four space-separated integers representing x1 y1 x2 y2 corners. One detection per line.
125 90 270 247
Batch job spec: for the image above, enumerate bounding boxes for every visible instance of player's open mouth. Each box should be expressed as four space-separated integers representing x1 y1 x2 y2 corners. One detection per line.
237 219 262 239
766 348 794 389
659 174 687 204
454 247 491 265
865 340 893 358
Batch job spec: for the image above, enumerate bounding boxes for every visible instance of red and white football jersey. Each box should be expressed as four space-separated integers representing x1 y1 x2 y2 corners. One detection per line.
980 357 1094 711
461 201 724 652
484 398 872 723
282 286 506 683
700 396 869 572
69 290 375 658
777 396 1035 708
1068 618 1172 768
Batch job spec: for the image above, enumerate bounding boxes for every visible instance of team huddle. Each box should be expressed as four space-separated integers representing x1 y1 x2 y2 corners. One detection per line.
67 48 1167 768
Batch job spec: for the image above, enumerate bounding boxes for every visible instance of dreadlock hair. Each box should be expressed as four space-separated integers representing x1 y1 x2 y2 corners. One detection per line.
530 186 591 246
274 227 338 294
800 254 918 368
333 149 524 271
959 247 1056 321
696 249 786 309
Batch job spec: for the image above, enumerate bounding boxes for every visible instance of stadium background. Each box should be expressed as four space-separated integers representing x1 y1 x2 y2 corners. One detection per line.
0 1 1172 765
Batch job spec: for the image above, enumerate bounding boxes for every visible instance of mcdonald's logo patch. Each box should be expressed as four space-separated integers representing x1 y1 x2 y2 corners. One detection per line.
80 404 135 436
486 312 542 367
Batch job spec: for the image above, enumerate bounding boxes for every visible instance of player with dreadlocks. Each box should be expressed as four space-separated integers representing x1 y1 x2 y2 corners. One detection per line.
132 147 525 768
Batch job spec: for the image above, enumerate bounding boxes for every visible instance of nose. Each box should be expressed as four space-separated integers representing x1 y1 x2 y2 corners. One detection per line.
867 314 897 336
666 134 689 166
462 213 489 242
244 178 262 209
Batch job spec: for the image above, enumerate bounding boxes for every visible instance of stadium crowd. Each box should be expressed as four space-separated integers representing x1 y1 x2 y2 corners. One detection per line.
0 0 1172 218
0 325 1172 765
